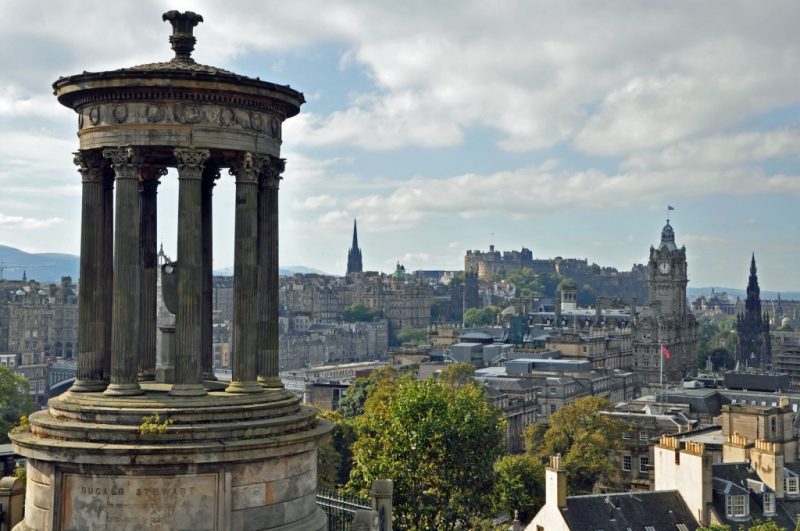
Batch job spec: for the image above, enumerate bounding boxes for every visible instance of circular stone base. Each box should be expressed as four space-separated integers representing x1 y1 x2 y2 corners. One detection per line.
10 383 331 531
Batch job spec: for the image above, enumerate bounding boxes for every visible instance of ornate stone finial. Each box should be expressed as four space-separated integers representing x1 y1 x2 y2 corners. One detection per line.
162 10 204 62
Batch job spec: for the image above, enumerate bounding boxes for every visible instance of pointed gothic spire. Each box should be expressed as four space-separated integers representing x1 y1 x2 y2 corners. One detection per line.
346 218 363 275
750 252 757 276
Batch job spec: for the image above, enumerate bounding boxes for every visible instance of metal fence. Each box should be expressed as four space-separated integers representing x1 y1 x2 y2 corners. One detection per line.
316 487 371 531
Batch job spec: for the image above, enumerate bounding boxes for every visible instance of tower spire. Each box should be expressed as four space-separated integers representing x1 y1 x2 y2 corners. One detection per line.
346 218 363 275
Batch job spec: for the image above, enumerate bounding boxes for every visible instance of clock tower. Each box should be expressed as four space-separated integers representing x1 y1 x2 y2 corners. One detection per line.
648 220 688 315
632 219 698 384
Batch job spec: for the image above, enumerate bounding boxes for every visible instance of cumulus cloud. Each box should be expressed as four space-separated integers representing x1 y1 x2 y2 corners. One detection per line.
0 213 63 229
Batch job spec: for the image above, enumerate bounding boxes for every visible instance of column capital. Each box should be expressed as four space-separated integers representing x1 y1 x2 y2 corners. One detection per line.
229 151 268 184
174 147 210 181
141 165 168 182
73 150 108 182
102 146 140 179
260 157 285 190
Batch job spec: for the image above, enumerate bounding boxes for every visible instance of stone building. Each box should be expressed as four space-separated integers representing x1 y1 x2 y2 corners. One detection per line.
632 220 698 384
735 254 771 369
772 331 800 389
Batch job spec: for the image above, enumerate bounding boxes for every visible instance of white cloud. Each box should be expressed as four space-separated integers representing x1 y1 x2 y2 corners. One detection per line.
293 195 337 210
0 213 63 229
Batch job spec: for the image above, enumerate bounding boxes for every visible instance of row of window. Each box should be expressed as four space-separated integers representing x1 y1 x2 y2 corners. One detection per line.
621 455 649 473
622 431 650 442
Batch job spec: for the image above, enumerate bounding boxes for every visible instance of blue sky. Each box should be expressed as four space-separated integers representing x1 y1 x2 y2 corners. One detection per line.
1 1 799 290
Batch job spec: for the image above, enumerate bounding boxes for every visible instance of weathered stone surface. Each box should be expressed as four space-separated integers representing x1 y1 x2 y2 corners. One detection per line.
61 473 219 531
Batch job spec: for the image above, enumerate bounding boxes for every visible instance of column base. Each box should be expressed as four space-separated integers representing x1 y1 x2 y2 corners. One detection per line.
259 377 283 389
156 365 175 384
103 383 144 396
226 381 264 394
168 383 208 397
202 371 218 381
138 370 156 382
70 380 109 393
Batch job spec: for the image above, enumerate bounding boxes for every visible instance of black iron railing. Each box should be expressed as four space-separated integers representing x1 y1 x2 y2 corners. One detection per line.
316 487 371 531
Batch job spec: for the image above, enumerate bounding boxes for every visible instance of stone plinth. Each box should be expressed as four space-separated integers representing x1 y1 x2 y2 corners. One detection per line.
11 385 330 531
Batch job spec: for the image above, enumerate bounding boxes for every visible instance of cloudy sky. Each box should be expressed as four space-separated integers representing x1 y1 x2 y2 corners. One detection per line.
1 1 799 290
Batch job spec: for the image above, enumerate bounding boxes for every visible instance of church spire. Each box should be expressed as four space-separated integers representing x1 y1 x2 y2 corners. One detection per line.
346 219 363 275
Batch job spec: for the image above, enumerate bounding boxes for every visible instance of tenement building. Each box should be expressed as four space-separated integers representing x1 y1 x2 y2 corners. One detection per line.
632 220 698 383
10 12 330 530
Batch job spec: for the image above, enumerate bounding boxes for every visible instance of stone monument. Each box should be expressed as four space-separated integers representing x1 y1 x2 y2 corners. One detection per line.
10 10 331 531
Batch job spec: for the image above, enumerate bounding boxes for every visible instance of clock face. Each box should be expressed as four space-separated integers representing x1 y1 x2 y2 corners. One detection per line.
658 262 671 274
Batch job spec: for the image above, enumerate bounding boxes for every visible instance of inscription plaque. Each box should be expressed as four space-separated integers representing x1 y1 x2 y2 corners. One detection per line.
61 473 219 531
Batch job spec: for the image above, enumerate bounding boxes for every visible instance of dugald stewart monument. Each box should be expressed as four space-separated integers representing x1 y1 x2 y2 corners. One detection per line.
10 10 331 531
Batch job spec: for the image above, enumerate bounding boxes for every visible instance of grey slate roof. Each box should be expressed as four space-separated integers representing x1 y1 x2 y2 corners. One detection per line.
560 490 698 530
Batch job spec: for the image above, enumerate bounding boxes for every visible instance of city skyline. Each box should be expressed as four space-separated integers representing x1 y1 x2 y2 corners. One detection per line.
1 1 799 290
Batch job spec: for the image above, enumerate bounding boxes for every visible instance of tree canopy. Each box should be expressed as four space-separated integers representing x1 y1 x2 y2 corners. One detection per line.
492 454 545 523
342 303 381 323
463 306 501 327
396 326 428 346
348 372 505 530
525 396 626 494
0 365 34 443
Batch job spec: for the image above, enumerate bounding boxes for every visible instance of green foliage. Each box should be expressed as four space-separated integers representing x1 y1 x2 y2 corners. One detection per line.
138 413 173 436
348 374 505 530
464 306 501 327
317 410 357 489
397 326 428 346
438 363 475 387
492 454 545 523
342 303 380 323
0 365 34 443
13 464 26 480
747 520 783 531
9 415 30 435
337 368 393 419
527 396 625 495
697 525 731 531
497 268 543 298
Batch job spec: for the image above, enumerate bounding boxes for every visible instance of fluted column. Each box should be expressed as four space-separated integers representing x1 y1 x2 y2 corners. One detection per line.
170 148 210 397
138 170 164 381
71 150 108 392
103 147 144 396
258 157 285 388
101 168 114 383
227 152 265 393
201 166 219 380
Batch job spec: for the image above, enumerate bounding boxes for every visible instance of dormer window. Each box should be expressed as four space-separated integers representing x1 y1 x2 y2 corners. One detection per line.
763 492 775 515
785 475 799 496
725 494 748 518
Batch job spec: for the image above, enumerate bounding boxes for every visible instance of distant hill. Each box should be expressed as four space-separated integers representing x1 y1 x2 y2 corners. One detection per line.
687 287 800 301
212 265 329 277
0 245 79 283
0 245 327 283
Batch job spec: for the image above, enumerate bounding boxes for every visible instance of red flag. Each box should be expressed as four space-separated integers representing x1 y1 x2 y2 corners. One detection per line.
661 346 671 360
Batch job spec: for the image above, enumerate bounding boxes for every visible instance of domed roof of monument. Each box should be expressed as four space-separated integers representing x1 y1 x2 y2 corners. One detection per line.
658 220 678 251
558 278 577 290
52 10 304 116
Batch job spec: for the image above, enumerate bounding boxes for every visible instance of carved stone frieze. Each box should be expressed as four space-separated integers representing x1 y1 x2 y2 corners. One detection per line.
78 102 282 139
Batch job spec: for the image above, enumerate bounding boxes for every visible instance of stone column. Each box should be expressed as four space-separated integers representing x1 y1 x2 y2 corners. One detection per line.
138 171 164 381
103 147 144 396
227 152 265 393
201 167 219 380
71 150 108 392
101 170 114 383
258 157 285 388
170 148 210 397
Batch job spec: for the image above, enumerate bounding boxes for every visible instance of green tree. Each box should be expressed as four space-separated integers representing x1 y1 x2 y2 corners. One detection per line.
464 306 501 327
438 363 475 387
342 303 380 323
337 368 393 419
527 396 626 494
499 268 543 298
749 521 783 531
492 454 545 523
348 374 505 530
397 326 428 345
0 365 34 443
317 410 357 489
